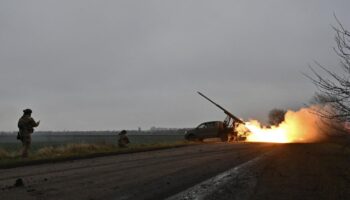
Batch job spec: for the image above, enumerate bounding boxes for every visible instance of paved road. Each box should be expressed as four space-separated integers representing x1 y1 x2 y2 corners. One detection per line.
0 143 276 200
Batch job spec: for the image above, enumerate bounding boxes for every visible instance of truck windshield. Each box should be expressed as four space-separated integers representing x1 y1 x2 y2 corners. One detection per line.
197 124 207 129
206 122 216 127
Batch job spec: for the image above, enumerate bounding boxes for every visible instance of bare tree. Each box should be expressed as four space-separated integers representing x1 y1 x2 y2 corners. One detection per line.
268 108 286 126
307 16 350 149
307 16 350 123
310 93 347 136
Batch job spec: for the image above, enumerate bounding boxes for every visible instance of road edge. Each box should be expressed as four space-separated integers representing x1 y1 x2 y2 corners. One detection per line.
166 150 275 200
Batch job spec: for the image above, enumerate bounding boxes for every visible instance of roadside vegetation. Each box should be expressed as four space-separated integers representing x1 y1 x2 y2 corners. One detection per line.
0 141 193 168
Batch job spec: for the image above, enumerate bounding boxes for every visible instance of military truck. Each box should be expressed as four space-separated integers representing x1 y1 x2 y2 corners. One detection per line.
184 121 234 142
184 92 248 142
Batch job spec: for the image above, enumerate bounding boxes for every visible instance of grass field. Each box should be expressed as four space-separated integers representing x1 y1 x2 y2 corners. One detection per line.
0 141 194 169
0 134 185 151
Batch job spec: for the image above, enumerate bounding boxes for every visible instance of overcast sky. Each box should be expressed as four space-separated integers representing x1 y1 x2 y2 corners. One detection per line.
1 0 350 131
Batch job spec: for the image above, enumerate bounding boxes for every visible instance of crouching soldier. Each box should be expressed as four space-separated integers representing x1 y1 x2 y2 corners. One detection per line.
17 109 40 158
118 130 130 148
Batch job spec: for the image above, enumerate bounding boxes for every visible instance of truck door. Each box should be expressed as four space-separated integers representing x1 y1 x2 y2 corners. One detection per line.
195 123 209 138
202 122 218 138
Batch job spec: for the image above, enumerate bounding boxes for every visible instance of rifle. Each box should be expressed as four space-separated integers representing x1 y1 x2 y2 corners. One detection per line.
17 131 23 141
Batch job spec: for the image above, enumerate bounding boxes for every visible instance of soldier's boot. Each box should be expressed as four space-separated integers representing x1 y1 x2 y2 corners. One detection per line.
21 144 29 158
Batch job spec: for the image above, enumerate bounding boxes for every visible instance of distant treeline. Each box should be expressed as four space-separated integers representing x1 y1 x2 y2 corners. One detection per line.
0 129 190 136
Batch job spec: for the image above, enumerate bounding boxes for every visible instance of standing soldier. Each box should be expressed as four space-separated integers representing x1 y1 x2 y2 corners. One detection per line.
118 130 130 148
17 109 40 158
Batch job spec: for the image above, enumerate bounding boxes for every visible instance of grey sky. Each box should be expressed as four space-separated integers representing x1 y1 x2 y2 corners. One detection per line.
1 0 349 131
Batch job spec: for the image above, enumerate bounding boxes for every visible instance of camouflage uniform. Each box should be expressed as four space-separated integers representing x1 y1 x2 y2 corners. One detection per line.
118 131 130 148
18 113 39 158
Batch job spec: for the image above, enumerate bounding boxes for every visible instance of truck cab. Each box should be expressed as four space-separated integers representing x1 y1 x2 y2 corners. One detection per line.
184 121 233 142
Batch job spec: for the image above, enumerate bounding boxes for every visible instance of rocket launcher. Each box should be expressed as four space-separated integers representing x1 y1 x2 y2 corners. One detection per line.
197 91 245 125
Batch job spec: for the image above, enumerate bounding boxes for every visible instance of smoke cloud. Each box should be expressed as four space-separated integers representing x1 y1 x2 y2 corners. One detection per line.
242 105 336 143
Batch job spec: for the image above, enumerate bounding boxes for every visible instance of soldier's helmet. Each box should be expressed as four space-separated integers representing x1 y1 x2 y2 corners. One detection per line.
23 109 32 114
119 130 127 135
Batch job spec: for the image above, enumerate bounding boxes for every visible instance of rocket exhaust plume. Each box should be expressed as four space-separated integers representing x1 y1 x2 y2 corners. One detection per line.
239 105 331 143
195 91 337 143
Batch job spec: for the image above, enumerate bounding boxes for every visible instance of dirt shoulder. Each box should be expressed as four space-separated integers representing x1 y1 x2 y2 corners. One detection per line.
251 143 350 200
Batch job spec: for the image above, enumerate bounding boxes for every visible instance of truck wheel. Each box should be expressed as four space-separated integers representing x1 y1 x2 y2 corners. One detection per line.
187 134 196 141
220 134 228 142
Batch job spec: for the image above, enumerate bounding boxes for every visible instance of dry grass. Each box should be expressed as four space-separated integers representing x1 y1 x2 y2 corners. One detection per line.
36 143 116 158
0 148 11 159
0 141 192 168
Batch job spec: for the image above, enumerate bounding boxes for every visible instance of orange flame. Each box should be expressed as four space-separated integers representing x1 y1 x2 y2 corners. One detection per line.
238 106 327 143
